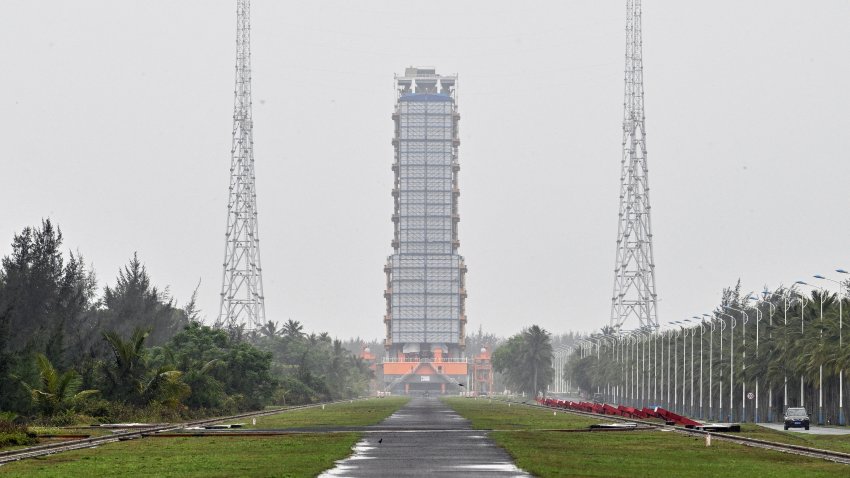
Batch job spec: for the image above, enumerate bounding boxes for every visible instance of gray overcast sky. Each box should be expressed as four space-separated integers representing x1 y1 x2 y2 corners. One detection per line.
2 1 849 339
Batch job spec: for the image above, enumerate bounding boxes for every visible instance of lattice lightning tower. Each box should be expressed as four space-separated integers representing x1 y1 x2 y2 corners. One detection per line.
610 0 658 331
219 0 266 328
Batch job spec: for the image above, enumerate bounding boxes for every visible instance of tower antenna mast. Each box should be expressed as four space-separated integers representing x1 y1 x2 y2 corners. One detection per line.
219 0 266 329
610 0 658 331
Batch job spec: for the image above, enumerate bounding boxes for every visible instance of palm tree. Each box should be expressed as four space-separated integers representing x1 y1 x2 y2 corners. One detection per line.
521 325 553 398
102 327 150 403
23 354 98 416
282 319 304 339
260 321 280 339
102 327 191 406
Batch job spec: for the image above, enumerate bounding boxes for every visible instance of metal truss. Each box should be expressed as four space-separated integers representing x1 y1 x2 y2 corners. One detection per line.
611 0 658 331
219 0 266 328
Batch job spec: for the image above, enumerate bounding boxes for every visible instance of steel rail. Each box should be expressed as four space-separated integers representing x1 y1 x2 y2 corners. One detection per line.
0 398 368 465
498 398 850 465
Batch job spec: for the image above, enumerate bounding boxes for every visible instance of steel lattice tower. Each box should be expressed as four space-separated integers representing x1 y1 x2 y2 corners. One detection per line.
610 0 658 331
219 0 266 328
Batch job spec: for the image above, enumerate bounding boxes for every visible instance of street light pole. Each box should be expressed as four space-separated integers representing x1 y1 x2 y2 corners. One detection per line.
719 314 726 421
704 313 715 421
790 290 809 409
682 323 689 415
725 305 749 422
747 296 764 422
720 312 736 422
799 280 828 425
816 271 847 425
687 320 695 416
768 290 791 413
671 322 681 413
753 295 776 421
694 316 706 420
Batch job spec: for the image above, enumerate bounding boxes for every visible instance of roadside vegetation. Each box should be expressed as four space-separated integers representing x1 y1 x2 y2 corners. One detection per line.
492 325 555 397
0 413 36 449
0 220 373 444
731 423 850 455
444 398 849 477
0 434 360 478
568 280 850 424
0 397 409 477
443 396 600 430
244 396 408 429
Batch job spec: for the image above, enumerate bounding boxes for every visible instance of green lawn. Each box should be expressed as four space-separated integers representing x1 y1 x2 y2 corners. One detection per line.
0 397 410 477
444 398 850 477
442 396 602 430
242 397 409 429
30 426 113 437
0 434 358 477
733 424 850 454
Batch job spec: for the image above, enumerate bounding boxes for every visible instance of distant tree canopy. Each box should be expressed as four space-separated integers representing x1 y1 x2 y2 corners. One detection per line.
248 320 372 404
0 220 373 421
565 279 850 423
101 253 189 346
0 220 97 412
492 325 554 397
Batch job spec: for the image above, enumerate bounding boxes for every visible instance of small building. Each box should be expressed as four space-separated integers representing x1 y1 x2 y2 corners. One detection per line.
471 347 494 395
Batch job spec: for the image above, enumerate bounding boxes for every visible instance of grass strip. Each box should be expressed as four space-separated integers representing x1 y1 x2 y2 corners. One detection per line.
0 397 410 477
732 424 850 454
444 397 849 477
0 434 358 477
242 397 409 429
442 396 603 430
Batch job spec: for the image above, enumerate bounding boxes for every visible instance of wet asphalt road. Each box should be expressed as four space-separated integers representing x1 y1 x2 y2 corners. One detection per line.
319 397 531 477
758 423 850 435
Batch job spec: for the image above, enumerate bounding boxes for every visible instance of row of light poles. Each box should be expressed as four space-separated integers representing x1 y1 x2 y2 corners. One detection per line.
572 270 847 424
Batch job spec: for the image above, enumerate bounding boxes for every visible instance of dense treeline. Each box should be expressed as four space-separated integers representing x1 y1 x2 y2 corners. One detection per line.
568 280 850 424
0 220 371 425
492 325 554 397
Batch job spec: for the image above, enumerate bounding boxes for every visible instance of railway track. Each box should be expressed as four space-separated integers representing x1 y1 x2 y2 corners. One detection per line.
0 398 367 465
499 397 850 465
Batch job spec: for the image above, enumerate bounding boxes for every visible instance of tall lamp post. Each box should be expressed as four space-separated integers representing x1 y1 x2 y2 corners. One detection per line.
670 321 682 413
797 280 827 425
745 297 762 422
790 289 810 409
720 311 736 422
724 305 749 422
667 325 674 408
765 290 792 416
717 314 727 421
703 313 716 420
749 295 772 421
685 319 695 416
676 320 690 415
694 316 707 420
819 269 848 425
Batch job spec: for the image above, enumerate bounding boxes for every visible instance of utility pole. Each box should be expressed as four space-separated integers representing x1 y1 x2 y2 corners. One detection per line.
611 0 659 331
219 0 266 329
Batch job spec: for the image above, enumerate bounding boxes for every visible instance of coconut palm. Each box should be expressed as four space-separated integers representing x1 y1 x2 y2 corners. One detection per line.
23 354 97 416
259 321 280 339
282 319 304 339
521 325 554 397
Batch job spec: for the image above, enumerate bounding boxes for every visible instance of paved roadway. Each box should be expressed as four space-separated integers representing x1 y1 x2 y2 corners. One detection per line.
758 423 850 435
319 397 531 477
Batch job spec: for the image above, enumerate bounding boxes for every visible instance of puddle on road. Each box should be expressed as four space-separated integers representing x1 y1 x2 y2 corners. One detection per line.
452 463 527 472
319 464 358 477
318 438 373 477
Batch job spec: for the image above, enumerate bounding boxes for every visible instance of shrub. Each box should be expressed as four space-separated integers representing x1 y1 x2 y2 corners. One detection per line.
0 416 36 448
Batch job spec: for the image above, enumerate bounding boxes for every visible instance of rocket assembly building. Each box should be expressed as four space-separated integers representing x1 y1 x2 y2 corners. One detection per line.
378 67 485 395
